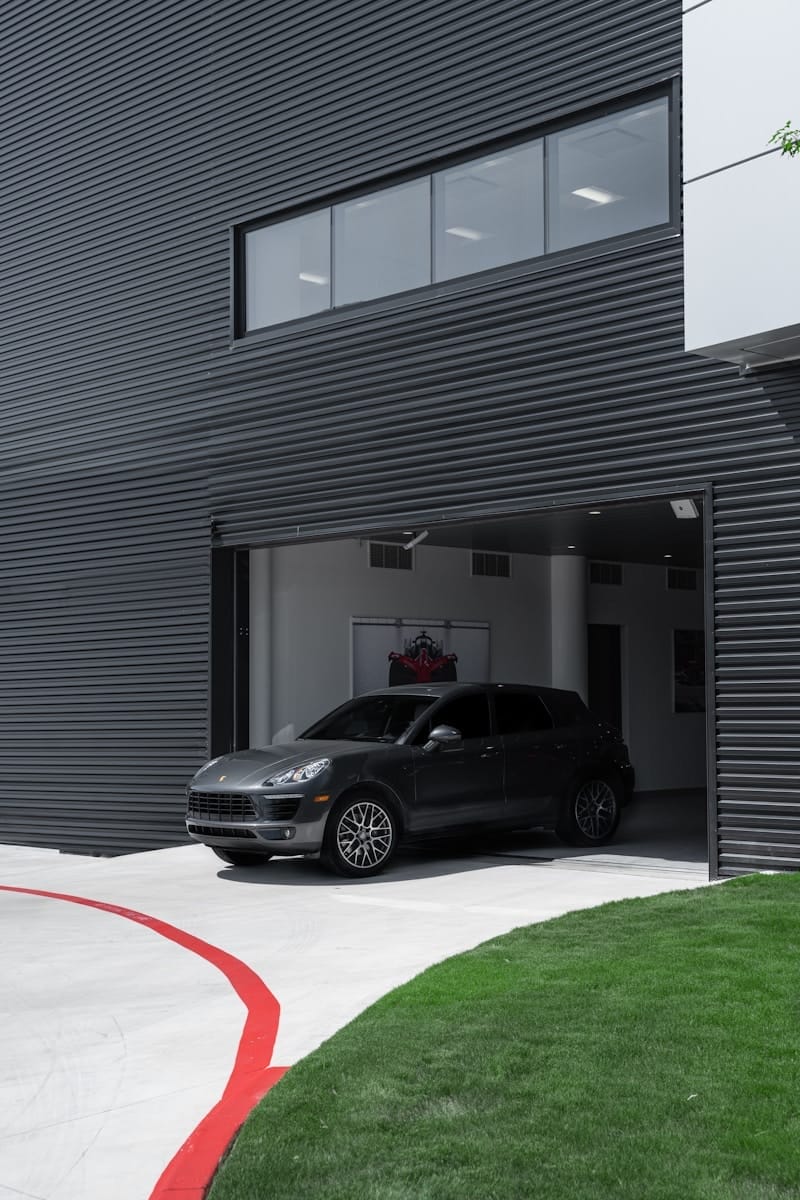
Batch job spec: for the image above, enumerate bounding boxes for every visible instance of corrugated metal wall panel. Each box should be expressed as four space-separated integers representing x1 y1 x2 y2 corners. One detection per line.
207 239 790 545
0 470 209 854
2 0 800 873
713 463 800 875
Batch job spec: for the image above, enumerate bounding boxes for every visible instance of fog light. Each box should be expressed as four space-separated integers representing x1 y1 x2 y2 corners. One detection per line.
263 827 296 841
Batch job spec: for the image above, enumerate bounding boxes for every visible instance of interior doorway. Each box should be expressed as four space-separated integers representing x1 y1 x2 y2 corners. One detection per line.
588 623 623 732
210 547 250 756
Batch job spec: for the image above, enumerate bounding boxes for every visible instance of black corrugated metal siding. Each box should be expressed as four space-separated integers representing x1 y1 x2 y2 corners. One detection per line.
3 0 800 871
208 240 787 540
0 470 209 853
714 453 800 876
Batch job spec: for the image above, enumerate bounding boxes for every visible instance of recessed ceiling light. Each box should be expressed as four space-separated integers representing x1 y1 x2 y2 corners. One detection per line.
664 554 673 559
567 544 576 549
572 186 622 205
298 272 328 285
445 226 485 240
588 510 602 516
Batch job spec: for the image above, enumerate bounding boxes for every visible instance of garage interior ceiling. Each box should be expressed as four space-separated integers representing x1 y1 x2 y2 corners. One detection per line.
388 497 704 568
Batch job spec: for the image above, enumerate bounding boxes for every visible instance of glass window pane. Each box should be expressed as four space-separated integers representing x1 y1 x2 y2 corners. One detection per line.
333 179 431 306
547 98 670 252
495 693 553 734
245 210 331 330
434 142 544 280
302 694 435 741
427 695 491 741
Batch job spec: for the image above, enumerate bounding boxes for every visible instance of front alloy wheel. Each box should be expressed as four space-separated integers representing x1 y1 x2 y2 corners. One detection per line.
557 777 621 846
323 796 398 877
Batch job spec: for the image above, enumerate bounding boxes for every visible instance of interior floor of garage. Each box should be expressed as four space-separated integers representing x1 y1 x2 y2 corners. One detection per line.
397 790 709 880
486 789 709 876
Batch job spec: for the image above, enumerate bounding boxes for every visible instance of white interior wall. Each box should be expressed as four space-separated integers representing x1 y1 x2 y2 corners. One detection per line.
253 540 706 792
550 554 588 701
589 562 706 791
683 0 800 362
268 539 551 738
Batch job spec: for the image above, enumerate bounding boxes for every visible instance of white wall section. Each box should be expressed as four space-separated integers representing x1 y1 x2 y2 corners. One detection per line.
683 0 800 364
266 539 551 739
549 554 588 701
589 563 706 791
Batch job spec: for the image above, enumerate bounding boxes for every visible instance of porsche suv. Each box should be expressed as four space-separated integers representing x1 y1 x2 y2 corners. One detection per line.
186 682 634 877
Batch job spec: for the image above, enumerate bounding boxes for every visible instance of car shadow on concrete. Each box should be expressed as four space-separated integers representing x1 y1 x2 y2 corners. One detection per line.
212 840 533 887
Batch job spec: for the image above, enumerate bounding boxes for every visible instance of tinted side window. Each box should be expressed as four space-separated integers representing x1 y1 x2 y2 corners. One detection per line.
302 695 434 741
428 694 491 740
495 693 554 735
543 691 590 727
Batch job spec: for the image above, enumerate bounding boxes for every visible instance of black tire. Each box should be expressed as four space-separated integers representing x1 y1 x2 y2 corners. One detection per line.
556 776 621 847
321 794 398 878
211 847 272 867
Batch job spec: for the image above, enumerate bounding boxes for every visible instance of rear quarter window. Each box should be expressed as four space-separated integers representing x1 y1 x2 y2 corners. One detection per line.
544 691 591 727
495 692 554 734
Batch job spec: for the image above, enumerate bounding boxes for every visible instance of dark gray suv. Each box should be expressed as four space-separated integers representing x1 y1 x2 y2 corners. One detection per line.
186 682 634 877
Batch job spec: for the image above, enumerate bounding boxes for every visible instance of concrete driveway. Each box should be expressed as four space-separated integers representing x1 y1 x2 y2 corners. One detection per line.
0 833 708 1200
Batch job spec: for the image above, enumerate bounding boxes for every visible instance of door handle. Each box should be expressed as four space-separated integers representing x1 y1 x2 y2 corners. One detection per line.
480 746 500 758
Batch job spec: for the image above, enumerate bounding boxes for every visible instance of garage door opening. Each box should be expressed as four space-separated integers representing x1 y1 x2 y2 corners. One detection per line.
223 493 710 877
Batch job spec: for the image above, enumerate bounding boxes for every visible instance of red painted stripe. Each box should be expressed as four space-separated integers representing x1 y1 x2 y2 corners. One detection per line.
0 885 287 1199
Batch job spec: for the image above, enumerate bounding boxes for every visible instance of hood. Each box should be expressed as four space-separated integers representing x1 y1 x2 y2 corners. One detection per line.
190 739 371 789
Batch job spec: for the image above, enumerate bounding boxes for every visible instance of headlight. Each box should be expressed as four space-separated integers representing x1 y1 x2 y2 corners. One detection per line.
267 758 331 785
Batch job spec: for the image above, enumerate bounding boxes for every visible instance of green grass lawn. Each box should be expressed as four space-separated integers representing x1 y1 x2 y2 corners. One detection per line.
208 874 800 1200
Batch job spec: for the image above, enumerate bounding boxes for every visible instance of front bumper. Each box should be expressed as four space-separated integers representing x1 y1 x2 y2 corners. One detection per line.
185 787 331 855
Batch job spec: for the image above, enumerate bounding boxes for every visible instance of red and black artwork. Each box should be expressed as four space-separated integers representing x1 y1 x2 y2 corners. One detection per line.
388 629 458 686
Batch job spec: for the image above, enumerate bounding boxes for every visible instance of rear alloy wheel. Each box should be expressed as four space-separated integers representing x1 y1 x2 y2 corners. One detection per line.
211 847 272 867
322 796 398 878
556 777 621 846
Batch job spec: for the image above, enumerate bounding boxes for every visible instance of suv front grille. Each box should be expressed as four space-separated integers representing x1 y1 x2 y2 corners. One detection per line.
187 790 300 822
188 791 257 821
188 823 257 839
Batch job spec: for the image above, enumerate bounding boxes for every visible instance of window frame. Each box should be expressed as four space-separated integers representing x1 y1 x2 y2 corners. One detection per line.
544 95 672 255
242 207 333 330
233 81 678 339
332 175 433 308
432 137 546 283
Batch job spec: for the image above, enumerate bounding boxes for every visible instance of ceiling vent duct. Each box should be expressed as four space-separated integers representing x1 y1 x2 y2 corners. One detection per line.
589 561 622 586
667 566 698 591
368 541 413 571
471 551 511 578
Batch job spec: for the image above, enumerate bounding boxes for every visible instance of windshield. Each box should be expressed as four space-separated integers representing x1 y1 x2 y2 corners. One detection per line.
300 694 435 743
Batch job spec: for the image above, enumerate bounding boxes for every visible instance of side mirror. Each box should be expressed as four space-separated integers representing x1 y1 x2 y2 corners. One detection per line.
423 724 462 752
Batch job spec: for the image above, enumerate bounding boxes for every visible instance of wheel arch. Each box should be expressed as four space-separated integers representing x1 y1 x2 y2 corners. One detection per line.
331 781 406 834
563 762 622 799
